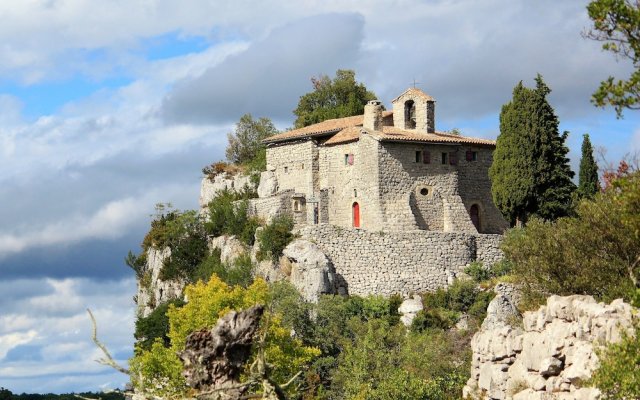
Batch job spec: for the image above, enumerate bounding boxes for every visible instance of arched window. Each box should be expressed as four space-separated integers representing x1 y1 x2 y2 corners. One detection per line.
352 202 360 228
404 100 416 129
470 204 480 231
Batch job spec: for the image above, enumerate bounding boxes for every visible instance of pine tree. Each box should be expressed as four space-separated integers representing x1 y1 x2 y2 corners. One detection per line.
578 134 600 198
490 75 575 226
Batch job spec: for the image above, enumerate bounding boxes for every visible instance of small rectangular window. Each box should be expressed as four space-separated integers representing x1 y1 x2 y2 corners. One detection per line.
423 150 431 164
441 152 448 164
449 152 458 165
466 151 478 162
415 151 422 163
284 166 288 173
344 154 349 165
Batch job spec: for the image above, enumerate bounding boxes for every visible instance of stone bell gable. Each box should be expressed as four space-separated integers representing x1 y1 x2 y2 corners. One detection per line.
391 87 436 132
254 87 508 235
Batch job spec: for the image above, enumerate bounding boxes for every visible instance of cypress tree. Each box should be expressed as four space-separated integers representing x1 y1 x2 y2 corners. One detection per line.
490 75 575 226
578 133 600 198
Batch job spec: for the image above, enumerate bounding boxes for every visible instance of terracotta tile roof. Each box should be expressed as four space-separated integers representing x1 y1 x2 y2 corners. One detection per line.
374 126 496 146
263 111 393 143
391 87 435 103
324 126 362 146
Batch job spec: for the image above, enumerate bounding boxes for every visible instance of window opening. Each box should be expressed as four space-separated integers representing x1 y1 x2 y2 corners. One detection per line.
470 204 480 231
441 152 448 164
404 100 416 129
415 151 422 163
420 188 429 196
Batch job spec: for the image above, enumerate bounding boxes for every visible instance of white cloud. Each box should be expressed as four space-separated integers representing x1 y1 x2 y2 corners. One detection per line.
0 277 135 392
0 330 38 360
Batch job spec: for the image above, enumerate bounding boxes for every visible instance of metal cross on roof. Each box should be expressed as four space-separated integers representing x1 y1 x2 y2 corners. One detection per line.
411 78 420 88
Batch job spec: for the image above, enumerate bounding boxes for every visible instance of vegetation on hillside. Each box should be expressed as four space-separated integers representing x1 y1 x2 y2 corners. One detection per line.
0 390 123 400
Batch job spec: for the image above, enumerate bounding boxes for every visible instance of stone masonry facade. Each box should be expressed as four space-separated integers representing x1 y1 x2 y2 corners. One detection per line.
299 225 503 296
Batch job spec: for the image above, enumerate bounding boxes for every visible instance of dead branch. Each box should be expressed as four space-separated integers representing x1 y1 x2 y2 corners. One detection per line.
87 308 130 375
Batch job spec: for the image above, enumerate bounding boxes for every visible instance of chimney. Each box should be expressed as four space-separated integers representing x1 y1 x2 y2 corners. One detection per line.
363 100 383 131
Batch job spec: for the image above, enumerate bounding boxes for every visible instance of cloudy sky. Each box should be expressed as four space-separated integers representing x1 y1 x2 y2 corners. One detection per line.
1 0 639 394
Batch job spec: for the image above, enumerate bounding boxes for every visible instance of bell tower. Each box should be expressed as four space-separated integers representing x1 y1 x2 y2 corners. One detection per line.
391 88 435 133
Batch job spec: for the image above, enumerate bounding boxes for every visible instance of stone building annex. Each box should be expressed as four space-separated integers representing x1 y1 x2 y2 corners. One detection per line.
200 87 509 297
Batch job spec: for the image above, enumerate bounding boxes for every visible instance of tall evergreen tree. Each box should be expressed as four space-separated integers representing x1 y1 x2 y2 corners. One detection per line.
578 133 600 198
490 75 575 226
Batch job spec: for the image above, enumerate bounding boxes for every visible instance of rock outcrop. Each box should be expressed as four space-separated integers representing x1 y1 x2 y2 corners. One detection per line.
199 173 255 210
398 295 424 327
464 295 637 400
136 247 186 318
209 235 246 265
257 170 278 198
282 239 337 302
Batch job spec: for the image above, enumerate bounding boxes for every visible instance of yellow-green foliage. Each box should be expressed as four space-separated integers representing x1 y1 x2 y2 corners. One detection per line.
129 339 188 399
129 275 319 398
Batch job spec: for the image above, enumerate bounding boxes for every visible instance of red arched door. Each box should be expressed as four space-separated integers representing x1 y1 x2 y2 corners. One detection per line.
470 204 480 231
352 202 360 228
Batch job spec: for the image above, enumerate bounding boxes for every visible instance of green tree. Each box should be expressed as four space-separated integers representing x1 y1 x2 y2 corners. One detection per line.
226 114 278 168
578 134 601 198
490 76 575 226
293 69 378 128
503 171 640 307
585 0 640 117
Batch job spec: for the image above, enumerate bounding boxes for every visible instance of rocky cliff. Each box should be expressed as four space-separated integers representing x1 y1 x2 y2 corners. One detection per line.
464 294 637 400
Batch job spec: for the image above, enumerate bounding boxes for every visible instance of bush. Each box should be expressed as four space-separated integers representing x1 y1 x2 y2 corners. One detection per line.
590 323 640 399
465 262 492 282
134 299 186 351
205 189 261 246
194 249 255 288
411 308 458 331
257 215 295 262
503 171 640 305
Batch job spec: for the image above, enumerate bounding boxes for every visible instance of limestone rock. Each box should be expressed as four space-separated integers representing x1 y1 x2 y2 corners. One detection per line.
463 294 635 399
481 294 520 330
199 173 255 210
209 235 246 264
398 295 424 327
136 247 186 318
282 239 336 302
257 170 278 198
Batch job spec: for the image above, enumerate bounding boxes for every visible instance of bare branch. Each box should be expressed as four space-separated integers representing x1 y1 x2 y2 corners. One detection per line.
87 309 130 375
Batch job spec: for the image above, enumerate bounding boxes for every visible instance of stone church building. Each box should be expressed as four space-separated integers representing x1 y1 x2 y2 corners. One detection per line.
258 88 508 234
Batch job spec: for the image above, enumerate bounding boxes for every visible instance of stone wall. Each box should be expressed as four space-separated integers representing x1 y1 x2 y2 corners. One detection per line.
464 294 637 400
377 141 478 232
247 190 294 224
299 224 503 296
266 140 315 195
457 146 510 234
319 134 384 230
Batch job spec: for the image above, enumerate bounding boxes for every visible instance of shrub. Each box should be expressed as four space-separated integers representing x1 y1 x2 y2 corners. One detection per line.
465 262 492 282
205 189 261 246
590 323 640 399
134 299 186 352
503 171 640 305
410 308 458 331
193 250 254 288
257 215 295 262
